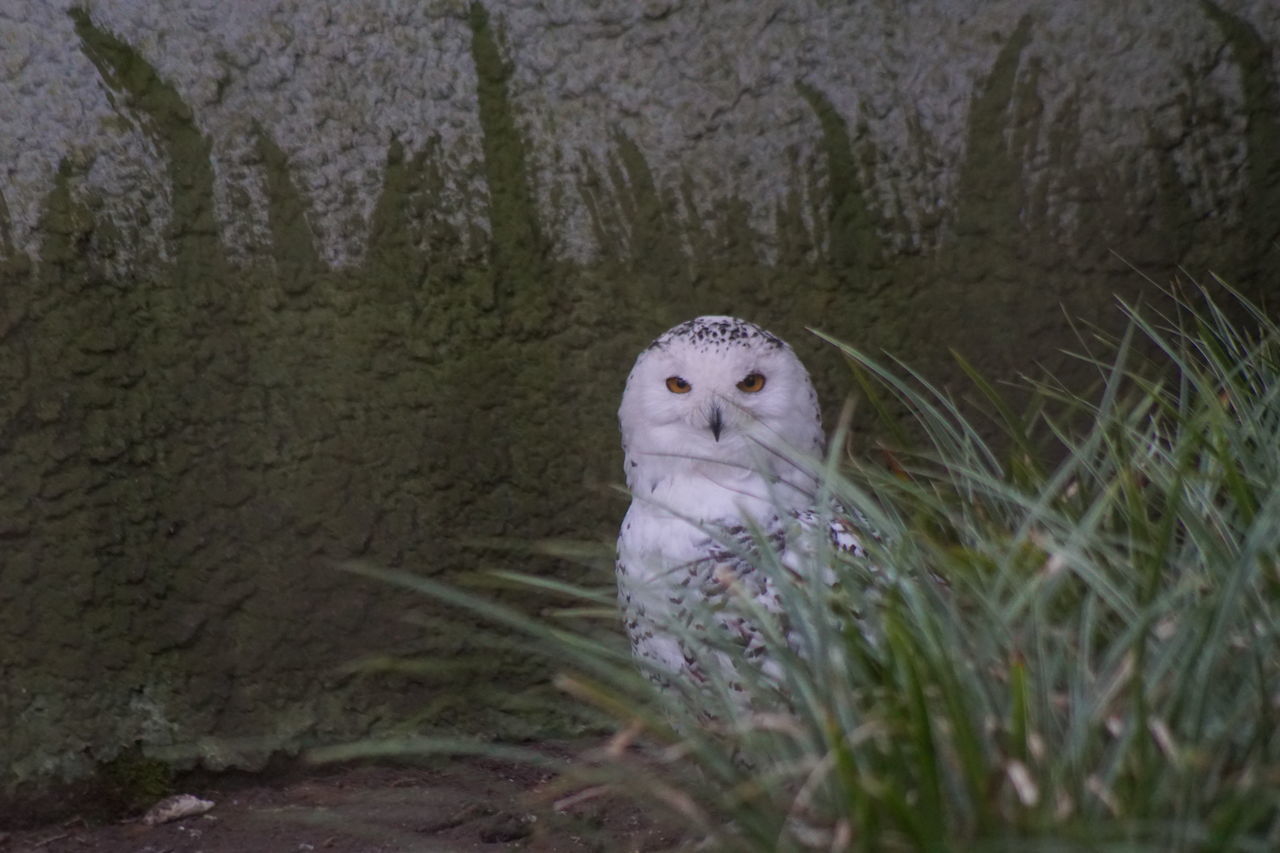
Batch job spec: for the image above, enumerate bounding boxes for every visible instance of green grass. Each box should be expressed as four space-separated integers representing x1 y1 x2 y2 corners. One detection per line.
330 279 1280 851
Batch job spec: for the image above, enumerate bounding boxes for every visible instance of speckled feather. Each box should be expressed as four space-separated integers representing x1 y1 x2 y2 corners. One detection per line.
619 508 874 691
615 316 874 695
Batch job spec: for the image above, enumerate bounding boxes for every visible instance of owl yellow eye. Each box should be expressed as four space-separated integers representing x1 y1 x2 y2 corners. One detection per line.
737 373 766 393
666 376 692 394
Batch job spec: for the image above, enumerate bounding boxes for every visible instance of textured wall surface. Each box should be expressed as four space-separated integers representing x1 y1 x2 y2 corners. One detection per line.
1 0 1278 791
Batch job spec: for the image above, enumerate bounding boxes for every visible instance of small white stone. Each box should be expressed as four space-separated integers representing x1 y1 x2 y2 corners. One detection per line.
142 793 215 826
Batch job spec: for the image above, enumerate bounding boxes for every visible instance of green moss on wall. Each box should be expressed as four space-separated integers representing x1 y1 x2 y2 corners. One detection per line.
1202 0 1280 285
95 746 175 816
0 190 15 262
796 81 884 278
255 126 325 295
468 2 554 336
71 7 227 284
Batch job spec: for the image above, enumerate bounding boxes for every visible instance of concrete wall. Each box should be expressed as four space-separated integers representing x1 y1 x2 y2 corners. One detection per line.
1 0 1277 790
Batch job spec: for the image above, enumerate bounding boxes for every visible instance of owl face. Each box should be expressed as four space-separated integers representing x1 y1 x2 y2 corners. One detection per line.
619 317 825 489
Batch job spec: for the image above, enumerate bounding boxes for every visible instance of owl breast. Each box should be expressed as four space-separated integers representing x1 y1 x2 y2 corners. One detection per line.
615 465 794 683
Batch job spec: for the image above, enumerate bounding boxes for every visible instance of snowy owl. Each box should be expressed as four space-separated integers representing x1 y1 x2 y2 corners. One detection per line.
615 316 867 692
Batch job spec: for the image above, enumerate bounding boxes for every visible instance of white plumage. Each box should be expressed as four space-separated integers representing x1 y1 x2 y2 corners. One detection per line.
615 316 867 693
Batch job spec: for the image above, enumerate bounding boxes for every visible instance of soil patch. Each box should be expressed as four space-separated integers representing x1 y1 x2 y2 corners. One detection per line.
0 743 685 852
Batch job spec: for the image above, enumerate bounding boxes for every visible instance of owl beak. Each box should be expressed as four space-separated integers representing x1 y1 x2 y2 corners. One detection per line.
707 405 724 441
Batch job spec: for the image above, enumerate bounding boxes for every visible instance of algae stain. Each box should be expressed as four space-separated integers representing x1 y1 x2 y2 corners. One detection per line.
796 81 882 277
1201 0 1280 277
951 13 1034 245
255 126 323 295
608 133 689 291
1140 85 1201 271
70 7 226 286
773 177 813 274
578 134 692 304
897 14 1043 376
1009 56 1046 229
34 160 94 274
363 135 475 312
613 134 679 265
0 188 15 261
365 136 427 301
576 154 625 265
467 2 552 332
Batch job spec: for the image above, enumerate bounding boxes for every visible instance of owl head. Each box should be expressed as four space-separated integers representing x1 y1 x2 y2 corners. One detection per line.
619 316 825 496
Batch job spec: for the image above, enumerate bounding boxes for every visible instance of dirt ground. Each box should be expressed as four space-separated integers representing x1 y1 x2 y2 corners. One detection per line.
0 743 686 853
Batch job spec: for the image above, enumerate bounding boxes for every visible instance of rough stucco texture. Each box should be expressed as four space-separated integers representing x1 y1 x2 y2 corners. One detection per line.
1 0 1278 789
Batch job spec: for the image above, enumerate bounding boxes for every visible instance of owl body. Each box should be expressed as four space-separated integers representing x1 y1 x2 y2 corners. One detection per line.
615 316 848 688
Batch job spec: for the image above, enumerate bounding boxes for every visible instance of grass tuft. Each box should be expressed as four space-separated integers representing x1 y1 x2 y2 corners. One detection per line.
332 279 1280 851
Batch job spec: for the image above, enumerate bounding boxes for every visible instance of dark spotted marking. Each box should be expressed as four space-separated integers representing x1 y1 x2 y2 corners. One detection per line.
645 316 786 354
